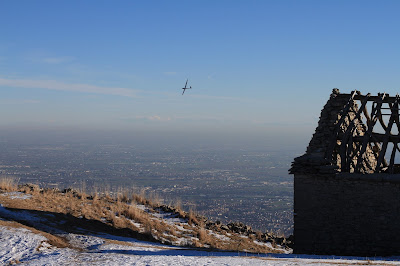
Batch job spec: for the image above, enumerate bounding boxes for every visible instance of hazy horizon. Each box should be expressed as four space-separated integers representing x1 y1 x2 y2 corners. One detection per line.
0 126 311 154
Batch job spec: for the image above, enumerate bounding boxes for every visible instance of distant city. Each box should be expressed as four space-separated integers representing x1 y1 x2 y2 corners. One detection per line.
0 133 305 236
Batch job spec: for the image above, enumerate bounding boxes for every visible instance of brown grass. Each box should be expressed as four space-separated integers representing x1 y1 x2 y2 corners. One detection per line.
188 209 200 225
0 181 284 254
197 228 209 242
0 176 19 191
117 189 130 203
169 198 182 213
122 205 147 223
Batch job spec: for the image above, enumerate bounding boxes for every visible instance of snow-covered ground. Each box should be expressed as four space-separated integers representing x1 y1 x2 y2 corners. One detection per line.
1 224 400 265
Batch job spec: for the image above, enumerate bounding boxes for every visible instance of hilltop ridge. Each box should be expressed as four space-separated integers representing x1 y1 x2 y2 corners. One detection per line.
0 178 291 255
1 178 399 265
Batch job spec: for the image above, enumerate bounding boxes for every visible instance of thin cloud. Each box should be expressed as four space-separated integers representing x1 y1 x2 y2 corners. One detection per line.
190 94 252 102
42 56 75 64
120 115 172 122
135 115 172 121
163 72 177 76
0 99 40 105
0 78 138 98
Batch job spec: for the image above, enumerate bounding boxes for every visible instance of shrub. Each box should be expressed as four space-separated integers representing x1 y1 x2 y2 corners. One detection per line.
0 176 19 191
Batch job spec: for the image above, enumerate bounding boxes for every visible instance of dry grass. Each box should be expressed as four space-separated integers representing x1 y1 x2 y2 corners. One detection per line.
0 176 19 191
188 209 200 225
30 187 180 244
0 181 284 254
197 228 209 242
117 189 130 203
122 205 147 223
131 188 149 205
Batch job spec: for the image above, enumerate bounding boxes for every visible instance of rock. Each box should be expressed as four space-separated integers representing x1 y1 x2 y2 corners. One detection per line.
220 225 229 231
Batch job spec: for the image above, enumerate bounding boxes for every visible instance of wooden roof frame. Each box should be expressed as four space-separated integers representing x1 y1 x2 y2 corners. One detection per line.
327 91 400 174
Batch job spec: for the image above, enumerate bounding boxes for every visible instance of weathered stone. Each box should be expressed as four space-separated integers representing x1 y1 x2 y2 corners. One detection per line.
291 90 400 256
220 225 229 231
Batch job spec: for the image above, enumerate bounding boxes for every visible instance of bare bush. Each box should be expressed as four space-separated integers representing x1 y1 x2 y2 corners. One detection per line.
0 176 19 191
197 228 209 242
188 209 199 225
122 205 147 224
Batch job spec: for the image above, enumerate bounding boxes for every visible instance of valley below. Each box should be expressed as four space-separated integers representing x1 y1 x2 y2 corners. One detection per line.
0 137 297 235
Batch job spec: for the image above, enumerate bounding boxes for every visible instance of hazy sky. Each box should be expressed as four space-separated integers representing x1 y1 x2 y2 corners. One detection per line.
1 1 400 143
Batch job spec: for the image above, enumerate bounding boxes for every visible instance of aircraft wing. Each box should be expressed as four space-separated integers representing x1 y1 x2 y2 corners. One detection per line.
185 79 188 88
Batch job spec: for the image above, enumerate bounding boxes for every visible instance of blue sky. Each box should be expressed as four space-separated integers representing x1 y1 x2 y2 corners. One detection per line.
1 1 400 144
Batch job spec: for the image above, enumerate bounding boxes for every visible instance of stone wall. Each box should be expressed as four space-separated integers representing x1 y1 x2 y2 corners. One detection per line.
294 173 400 256
291 89 400 256
290 89 378 176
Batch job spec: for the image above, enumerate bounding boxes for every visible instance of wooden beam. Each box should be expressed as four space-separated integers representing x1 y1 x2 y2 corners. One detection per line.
375 113 396 172
388 142 397 174
339 95 370 172
355 93 386 172
335 93 398 103
325 91 357 161
350 133 400 143
377 108 388 131
345 134 354 172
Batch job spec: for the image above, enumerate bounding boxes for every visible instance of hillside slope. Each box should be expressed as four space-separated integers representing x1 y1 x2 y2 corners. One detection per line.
0 182 399 265
0 183 290 253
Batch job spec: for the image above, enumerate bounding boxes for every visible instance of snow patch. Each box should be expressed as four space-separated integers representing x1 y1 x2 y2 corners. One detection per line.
0 192 32 200
0 204 44 223
0 225 47 264
1 225 400 265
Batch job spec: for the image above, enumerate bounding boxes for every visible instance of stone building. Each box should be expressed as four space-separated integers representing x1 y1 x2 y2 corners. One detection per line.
290 89 400 256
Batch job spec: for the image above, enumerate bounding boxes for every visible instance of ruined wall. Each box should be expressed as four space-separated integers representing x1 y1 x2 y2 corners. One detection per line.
290 89 398 256
290 89 377 177
294 173 400 256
